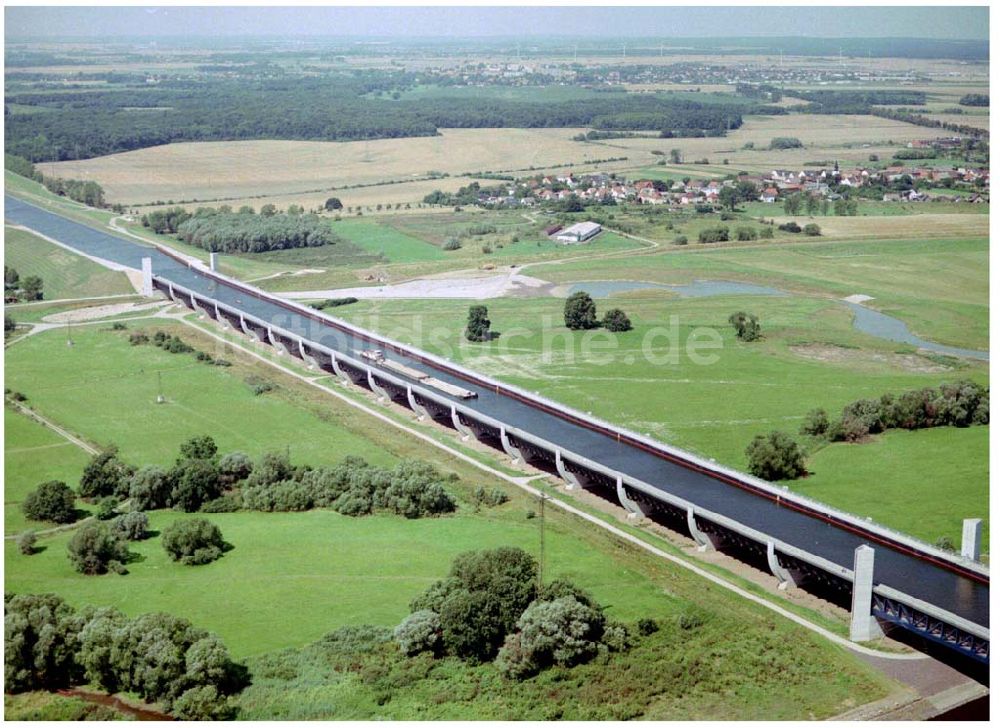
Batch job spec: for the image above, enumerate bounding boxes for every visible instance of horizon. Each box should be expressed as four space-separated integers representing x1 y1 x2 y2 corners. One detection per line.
4 6 990 41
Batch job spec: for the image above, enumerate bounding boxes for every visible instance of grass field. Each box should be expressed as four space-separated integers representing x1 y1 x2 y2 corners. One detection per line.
4 406 95 535
799 427 989 551
332 218 446 262
2 323 408 469
4 226 136 299
4 312 896 718
331 276 988 548
527 236 989 351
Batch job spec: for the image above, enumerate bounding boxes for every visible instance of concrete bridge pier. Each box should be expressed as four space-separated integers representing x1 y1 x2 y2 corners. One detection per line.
406 386 432 420
962 518 983 562
555 450 586 490
451 405 475 441
366 369 390 401
166 283 181 303
499 426 528 464
329 356 353 385
766 541 799 590
209 252 219 272
850 545 884 642
686 507 719 552
266 327 292 356
141 257 153 297
239 315 267 342
616 477 648 521
298 341 324 370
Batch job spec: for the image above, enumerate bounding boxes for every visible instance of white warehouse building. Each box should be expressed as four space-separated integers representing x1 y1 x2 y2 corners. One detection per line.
554 221 602 244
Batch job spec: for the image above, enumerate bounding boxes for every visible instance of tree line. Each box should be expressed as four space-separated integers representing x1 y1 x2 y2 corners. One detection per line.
140 206 341 254
5 73 773 161
5 153 109 208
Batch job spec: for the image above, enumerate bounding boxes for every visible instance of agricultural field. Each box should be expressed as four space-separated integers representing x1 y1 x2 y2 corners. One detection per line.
4 225 136 300
36 129 626 208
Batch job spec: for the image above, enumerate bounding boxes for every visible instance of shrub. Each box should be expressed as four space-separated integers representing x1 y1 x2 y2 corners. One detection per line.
728 311 761 342
246 376 276 396
759 226 774 239
602 308 632 332
180 435 218 461
67 522 129 575
170 459 222 512
161 518 225 565
673 235 688 245
23 480 77 524
842 398 886 434
698 226 729 243
802 223 821 236
735 226 758 241
637 617 660 636
128 465 173 511
129 331 150 345
17 531 37 555
95 496 120 521
443 237 462 251
564 291 599 330
777 221 801 233
745 431 805 480
200 494 242 513
769 137 803 150
800 408 830 437
173 686 236 721
111 511 149 541
394 610 442 656
601 621 634 652
935 535 957 552
501 595 606 676
79 447 135 500
218 452 253 485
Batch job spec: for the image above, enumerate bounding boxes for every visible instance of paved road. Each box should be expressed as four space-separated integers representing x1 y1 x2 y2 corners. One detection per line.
5 194 988 630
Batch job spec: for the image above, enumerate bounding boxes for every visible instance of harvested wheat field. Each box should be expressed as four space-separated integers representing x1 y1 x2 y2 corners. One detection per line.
37 127 625 206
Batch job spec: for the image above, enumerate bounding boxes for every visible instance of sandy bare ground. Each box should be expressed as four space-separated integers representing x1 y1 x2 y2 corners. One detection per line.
279 269 556 300
788 343 951 373
42 301 166 324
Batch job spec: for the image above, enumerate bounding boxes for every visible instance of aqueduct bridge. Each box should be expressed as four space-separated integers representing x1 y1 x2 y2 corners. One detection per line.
5 194 989 664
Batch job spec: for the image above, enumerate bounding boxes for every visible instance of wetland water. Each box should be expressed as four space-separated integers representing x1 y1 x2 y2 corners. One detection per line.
567 280 988 362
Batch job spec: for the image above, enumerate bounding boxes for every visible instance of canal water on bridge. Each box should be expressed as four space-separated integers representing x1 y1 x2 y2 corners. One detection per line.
5 194 988 630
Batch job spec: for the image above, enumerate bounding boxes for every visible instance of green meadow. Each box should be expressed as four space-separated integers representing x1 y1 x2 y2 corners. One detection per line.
333 286 988 549
4 226 136 300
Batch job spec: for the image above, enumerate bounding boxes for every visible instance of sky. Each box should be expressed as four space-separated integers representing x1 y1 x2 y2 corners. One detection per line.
3 5 990 40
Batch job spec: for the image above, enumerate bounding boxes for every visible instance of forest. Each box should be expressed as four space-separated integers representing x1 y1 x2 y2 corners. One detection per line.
4 73 769 161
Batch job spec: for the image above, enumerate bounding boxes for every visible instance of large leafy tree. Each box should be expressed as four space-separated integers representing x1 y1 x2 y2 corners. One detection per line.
564 291 599 330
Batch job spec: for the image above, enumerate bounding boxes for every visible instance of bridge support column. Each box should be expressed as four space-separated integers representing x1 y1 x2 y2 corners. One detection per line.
330 356 352 385
499 426 527 464
367 369 389 401
686 507 716 552
167 283 180 303
451 405 474 441
766 541 797 590
555 450 585 490
616 477 647 521
961 519 982 562
209 252 219 272
266 327 291 356
407 386 432 420
298 341 323 370
850 545 884 643
240 315 266 342
141 257 153 297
